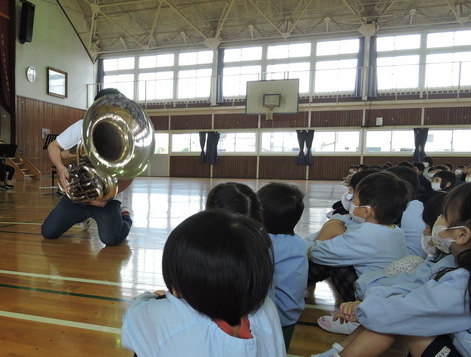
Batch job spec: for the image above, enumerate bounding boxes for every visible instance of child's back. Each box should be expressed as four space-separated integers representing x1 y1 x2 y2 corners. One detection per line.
257 183 308 331
121 210 285 357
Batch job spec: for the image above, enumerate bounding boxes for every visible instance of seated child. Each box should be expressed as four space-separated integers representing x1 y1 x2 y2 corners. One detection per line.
308 171 409 303
121 210 285 357
257 182 308 349
432 170 457 192
206 182 261 222
386 166 428 258
312 183 471 357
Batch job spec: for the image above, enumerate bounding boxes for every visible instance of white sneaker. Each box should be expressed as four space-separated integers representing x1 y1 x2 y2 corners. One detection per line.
78 218 92 231
318 315 359 335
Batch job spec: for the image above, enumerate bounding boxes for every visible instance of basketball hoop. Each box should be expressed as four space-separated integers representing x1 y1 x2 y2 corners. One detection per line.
265 105 275 120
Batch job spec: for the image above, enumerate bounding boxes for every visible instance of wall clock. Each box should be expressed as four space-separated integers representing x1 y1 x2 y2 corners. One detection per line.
26 66 36 82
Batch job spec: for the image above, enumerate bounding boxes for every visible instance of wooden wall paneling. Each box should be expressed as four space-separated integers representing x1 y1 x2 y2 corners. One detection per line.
170 114 212 130
212 156 257 178
362 156 413 166
16 96 86 176
424 107 449 126
365 108 421 126
260 111 308 128
448 107 471 125
258 156 306 180
213 113 258 129
429 157 471 168
169 156 211 177
150 115 170 130
310 110 362 127
308 156 361 180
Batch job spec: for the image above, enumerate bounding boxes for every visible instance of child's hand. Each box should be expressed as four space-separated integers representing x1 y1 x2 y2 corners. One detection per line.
335 301 361 322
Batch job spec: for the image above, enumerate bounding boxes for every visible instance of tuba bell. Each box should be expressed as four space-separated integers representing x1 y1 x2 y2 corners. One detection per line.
59 93 155 202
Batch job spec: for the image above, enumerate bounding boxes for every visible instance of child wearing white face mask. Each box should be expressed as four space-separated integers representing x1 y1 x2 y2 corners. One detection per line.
307 172 410 306
311 183 471 357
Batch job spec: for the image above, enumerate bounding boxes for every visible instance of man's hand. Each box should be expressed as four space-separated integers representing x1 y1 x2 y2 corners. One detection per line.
89 200 107 207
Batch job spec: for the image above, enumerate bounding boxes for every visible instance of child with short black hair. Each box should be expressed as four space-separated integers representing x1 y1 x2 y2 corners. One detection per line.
432 170 456 192
312 183 471 357
308 172 409 302
206 182 261 222
257 182 308 349
121 210 285 357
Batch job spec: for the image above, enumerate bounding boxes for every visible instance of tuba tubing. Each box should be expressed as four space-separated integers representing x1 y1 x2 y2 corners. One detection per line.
61 93 155 202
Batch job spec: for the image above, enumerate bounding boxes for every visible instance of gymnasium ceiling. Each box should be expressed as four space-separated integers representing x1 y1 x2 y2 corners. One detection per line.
56 0 471 61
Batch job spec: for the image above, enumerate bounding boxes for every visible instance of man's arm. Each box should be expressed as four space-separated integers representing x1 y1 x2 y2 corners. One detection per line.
48 140 69 190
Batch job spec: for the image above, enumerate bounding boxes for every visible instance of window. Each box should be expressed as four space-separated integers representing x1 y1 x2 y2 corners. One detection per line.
218 132 257 153
314 59 357 93
365 130 414 152
266 62 310 93
427 30 471 48
377 55 420 90
377 34 421 52
316 39 359 56
267 43 311 59
139 54 174 68
139 72 174 101
103 57 135 71
171 133 201 153
223 65 261 97
177 68 212 99
312 131 360 152
179 50 213 66
103 74 135 99
261 132 299 153
425 52 471 88
224 47 262 62
426 129 471 152
154 133 169 154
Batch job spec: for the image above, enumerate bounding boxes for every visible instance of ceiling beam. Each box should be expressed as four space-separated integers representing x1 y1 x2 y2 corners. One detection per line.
287 0 314 36
161 0 208 40
147 0 163 49
246 0 285 38
215 0 236 39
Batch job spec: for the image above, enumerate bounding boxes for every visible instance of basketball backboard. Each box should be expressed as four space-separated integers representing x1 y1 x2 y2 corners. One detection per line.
245 79 299 118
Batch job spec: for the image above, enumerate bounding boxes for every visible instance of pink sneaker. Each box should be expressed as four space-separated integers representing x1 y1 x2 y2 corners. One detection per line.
318 315 359 335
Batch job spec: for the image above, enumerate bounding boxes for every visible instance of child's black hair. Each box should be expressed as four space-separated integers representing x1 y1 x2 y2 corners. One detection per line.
434 183 471 311
206 182 261 222
433 171 456 191
349 168 380 190
356 171 411 225
162 210 273 326
386 166 419 194
422 156 433 166
257 182 304 235
413 162 425 173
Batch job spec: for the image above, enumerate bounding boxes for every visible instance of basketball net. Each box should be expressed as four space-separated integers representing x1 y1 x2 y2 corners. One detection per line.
265 105 275 120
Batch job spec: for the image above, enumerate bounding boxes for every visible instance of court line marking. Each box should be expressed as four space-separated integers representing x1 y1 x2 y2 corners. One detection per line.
0 269 124 286
0 221 43 225
0 310 303 357
0 310 121 334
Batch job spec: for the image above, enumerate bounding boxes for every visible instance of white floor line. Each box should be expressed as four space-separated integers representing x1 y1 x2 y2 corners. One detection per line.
305 303 334 311
0 221 43 225
0 310 120 334
0 269 123 286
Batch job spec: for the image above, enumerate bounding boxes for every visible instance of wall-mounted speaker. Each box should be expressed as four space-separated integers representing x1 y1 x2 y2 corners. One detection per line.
19 1 35 44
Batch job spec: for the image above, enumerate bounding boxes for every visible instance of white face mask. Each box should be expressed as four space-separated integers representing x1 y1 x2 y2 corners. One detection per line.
420 234 437 256
431 182 442 191
349 202 366 224
466 176 471 183
422 162 430 168
341 191 354 211
427 172 435 178
431 224 464 254
455 170 462 176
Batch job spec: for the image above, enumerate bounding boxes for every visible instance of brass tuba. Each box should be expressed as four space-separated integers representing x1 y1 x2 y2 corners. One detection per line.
59 93 155 202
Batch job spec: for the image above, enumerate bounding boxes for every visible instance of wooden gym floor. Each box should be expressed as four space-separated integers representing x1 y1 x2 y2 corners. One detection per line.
0 177 407 357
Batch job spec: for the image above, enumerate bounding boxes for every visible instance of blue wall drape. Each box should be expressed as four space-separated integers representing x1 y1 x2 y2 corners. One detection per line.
412 128 429 163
